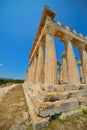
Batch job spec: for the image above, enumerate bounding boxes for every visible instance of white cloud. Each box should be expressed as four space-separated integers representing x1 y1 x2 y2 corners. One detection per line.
0 64 3 67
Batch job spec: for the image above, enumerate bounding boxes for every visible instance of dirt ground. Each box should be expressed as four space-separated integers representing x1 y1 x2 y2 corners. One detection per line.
0 84 33 130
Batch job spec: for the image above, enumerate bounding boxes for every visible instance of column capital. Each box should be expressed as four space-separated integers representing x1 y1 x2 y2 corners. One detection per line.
45 26 55 36
77 43 86 52
79 43 85 49
75 41 86 48
61 34 73 43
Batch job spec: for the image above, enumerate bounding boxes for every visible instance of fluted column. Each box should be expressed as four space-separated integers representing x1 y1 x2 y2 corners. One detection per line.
27 63 32 83
31 59 34 83
79 44 87 84
36 43 44 83
80 65 84 83
59 65 63 83
33 54 38 83
64 36 80 84
62 53 68 83
28 60 33 83
44 28 57 85
25 70 28 83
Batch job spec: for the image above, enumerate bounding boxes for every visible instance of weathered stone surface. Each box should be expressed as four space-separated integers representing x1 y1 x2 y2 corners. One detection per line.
61 98 80 113
75 89 87 97
59 109 82 120
36 44 44 83
25 88 80 118
64 38 80 84
64 84 80 91
23 85 50 130
55 85 65 92
79 44 87 84
79 84 87 90
80 105 87 110
44 84 55 92
62 53 68 83
78 97 87 106
44 27 57 86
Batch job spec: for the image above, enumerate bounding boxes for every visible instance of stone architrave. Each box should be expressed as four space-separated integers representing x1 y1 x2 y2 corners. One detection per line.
36 43 44 83
44 27 57 85
62 53 68 83
64 36 80 84
79 44 87 84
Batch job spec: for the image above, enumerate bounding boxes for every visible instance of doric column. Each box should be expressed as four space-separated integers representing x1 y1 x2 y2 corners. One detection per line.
28 60 34 83
27 63 31 83
31 59 34 83
59 65 63 83
36 43 44 83
64 36 80 84
77 60 84 83
33 54 38 83
80 65 84 83
79 44 87 84
62 52 68 83
44 27 57 85
56 66 59 84
25 70 28 83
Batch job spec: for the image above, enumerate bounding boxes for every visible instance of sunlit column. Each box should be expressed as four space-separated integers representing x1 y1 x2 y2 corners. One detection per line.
79 44 87 84
44 27 57 85
64 36 80 84
36 43 44 83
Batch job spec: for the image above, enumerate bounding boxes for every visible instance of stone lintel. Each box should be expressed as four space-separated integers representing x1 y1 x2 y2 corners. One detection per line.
47 20 87 45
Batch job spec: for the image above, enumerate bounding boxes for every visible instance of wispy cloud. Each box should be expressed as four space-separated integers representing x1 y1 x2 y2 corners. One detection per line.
0 64 3 67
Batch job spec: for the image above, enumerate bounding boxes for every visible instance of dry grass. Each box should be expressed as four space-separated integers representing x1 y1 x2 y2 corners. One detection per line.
43 113 87 130
0 84 33 130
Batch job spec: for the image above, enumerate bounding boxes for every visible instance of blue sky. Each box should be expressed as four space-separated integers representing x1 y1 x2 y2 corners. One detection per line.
0 0 87 79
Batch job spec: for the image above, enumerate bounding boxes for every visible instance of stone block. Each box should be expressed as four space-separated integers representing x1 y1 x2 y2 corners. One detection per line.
61 98 80 113
23 85 50 130
55 85 65 92
75 89 87 97
80 105 87 110
64 84 79 91
79 84 87 90
78 97 87 106
59 109 82 120
44 84 55 92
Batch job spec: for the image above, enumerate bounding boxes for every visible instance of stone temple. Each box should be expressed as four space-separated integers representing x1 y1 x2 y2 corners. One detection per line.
23 6 87 130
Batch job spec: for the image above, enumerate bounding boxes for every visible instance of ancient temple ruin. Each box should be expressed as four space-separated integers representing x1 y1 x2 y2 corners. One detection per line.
23 6 87 130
